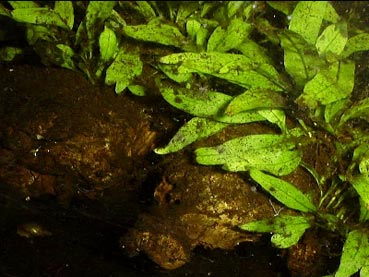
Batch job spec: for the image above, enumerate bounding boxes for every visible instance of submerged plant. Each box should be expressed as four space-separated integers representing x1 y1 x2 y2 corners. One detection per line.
2 1 369 275
151 2 369 275
0 1 144 94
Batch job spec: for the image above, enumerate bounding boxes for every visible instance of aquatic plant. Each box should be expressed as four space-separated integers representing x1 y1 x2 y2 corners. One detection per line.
152 3 369 275
1 1 369 275
0 1 144 94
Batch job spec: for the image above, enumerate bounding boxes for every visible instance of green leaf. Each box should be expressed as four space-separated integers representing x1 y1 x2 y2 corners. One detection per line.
54 1 74 30
56 44 75 69
160 86 232 117
213 111 267 124
266 1 295 15
8 1 39 9
254 17 280 45
0 3 11 16
289 1 327 45
99 26 118 62
186 19 201 40
124 18 192 51
26 25 54 45
349 174 369 209
324 2 340 23
105 49 143 94
243 4 254 20
155 117 228 154
359 198 369 223
207 18 251 52
85 1 116 41
134 1 156 20
240 217 275 233
352 144 369 175
270 218 311 248
335 230 369 277
110 9 126 27
186 19 208 48
339 98 369 127
160 52 284 90
279 30 324 87
206 24 226 51
0 47 23 61
297 61 355 109
258 109 287 133
195 134 301 176
315 22 347 58
175 2 199 23
324 98 350 126
165 2 178 21
249 169 316 212
226 1 247 18
127 84 145 96
158 85 266 124
224 88 285 115
236 39 272 64
342 33 369 58
200 2 217 17
11 7 69 29
361 266 369 277
240 215 312 248
158 64 193 83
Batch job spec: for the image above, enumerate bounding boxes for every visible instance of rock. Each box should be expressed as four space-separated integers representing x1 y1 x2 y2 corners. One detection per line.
119 122 325 272
0 64 157 204
120 153 282 269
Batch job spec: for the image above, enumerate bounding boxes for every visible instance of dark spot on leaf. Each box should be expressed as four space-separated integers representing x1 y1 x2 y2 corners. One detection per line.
196 121 203 129
173 133 186 143
270 187 276 192
175 96 182 103
217 146 226 154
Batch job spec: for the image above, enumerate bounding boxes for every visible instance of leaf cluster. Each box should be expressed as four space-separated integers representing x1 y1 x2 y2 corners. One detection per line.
151 2 369 275
2 1 369 275
0 1 144 94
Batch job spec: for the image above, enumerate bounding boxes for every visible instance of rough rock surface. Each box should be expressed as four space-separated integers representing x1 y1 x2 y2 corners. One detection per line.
0 65 157 203
120 152 283 269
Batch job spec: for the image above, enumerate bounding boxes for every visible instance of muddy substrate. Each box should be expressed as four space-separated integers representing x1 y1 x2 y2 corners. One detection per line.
0 65 340 276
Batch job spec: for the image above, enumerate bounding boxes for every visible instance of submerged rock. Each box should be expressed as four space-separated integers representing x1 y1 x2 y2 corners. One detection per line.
120 123 327 274
120 153 282 269
0 65 157 203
